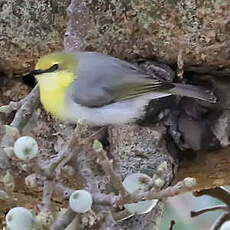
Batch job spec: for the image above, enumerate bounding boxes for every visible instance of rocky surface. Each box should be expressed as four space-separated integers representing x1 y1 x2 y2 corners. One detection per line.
0 0 70 75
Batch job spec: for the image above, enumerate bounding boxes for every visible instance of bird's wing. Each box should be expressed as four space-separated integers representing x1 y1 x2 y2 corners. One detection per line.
69 52 173 107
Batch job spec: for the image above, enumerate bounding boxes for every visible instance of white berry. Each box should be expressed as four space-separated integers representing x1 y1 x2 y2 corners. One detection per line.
69 190 93 213
14 136 38 160
221 221 230 230
123 173 158 215
6 207 35 230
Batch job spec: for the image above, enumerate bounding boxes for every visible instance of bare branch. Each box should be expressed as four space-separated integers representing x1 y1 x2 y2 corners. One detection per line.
191 205 228 218
118 178 196 206
194 187 230 207
92 193 116 206
41 180 55 211
54 182 75 199
97 148 127 197
11 84 40 132
40 148 68 178
72 141 122 230
25 173 116 206
0 85 40 170
51 207 78 230
169 220 175 230
0 100 24 114
40 132 79 178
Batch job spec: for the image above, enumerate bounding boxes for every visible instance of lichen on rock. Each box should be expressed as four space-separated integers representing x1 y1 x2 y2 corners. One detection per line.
0 0 70 75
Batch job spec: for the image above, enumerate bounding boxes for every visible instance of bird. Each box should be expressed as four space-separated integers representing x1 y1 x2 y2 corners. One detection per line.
30 51 216 126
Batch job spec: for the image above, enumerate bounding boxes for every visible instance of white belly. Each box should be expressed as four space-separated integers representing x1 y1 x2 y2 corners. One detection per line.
64 92 171 126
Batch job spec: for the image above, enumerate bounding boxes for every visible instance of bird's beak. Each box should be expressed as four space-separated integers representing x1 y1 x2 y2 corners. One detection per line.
29 64 59 76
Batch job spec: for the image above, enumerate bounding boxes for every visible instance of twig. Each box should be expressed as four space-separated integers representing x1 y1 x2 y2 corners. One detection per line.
191 205 228 217
117 178 196 206
25 173 116 205
92 193 116 206
97 149 127 197
80 127 107 144
210 212 230 230
35 180 55 228
54 182 75 199
94 143 194 208
26 173 74 198
40 149 67 178
73 142 122 230
192 187 230 229
51 207 78 230
0 85 39 170
40 132 80 178
193 187 230 207
55 148 75 180
11 84 40 132
41 180 55 211
169 220 175 230
0 100 24 114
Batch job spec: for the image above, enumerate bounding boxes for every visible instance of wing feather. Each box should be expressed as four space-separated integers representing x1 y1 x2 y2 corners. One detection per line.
69 52 174 107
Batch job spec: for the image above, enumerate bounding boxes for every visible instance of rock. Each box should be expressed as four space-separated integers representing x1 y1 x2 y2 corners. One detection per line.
0 0 70 75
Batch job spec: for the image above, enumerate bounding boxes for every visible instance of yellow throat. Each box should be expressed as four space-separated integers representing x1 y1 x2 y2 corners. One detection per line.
37 71 75 119
34 52 77 120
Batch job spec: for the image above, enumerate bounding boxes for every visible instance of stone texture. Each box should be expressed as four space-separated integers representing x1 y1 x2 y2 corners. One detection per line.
66 0 230 74
0 0 70 75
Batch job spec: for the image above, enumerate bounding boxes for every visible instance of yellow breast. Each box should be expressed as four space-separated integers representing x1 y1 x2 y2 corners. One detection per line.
37 71 75 120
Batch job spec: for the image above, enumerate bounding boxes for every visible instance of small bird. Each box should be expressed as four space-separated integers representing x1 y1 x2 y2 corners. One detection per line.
30 51 216 126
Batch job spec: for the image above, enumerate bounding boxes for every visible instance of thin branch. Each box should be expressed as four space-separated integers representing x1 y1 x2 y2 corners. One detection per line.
0 85 39 170
73 143 122 230
41 180 55 211
210 212 230 230
31 170 193 209
25 173 116 205
92 193 116 206
55 148 75 180
11 84 40 132
94 143 194 209
191 205 228 217
0 100 24 114
97 149 127 197
169 220 175 230
117 178 196 206
193 187 230 207
54 182 75 199
51 207 78 230
40 132 79 178
80 127 107 144
40 149 68 178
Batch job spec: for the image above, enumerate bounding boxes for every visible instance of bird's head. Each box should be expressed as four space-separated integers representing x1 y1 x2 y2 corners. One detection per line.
31 52 77 88
33 52 77 75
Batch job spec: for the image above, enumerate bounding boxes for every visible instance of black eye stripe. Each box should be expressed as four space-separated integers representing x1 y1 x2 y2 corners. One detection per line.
29 69 44 75
48 64 59 72
29 64 59 76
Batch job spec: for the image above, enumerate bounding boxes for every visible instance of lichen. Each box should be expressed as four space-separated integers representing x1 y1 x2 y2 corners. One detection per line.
0 0 70 75
66 0 230 68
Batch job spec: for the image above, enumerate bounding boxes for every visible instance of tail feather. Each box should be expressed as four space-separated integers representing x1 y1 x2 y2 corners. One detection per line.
169 83 216 103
